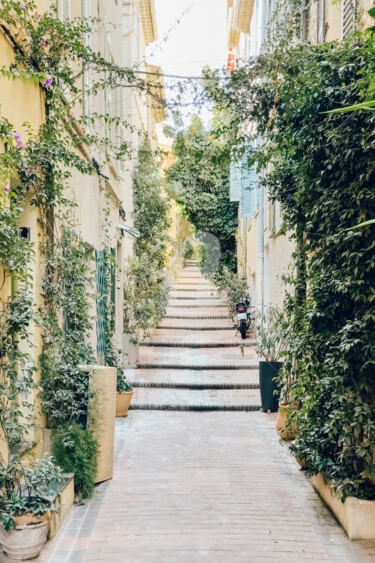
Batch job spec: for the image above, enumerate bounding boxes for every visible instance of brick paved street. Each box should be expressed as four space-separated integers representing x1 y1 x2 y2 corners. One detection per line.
10 262 375 562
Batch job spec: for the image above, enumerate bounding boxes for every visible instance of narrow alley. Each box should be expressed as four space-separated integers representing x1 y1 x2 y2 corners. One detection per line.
38 263 375 563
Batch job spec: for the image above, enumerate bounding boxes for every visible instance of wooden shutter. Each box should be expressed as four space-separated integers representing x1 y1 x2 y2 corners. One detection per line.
57 0 70 21
240 157 257 219
317 0 326 43
104 32 112 155
343 0 356 37
230 161 241 202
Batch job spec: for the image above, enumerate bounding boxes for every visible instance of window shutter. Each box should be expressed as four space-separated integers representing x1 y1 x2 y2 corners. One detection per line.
230 161 241 202
317 0 326 43
343 0 356 37
57 0 70 21
104 32 112 155
118 92 126 178
240 158 257 219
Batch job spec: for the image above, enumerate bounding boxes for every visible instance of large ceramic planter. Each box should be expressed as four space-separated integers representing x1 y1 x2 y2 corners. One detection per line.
259 361 281 413
313 473 375 539
0 513 50 560
122 333 139 366
276 401 298 440
116 390 134 417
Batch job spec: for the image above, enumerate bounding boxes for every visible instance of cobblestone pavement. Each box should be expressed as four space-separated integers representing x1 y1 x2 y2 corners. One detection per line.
30 412 375 562
3 262 374 562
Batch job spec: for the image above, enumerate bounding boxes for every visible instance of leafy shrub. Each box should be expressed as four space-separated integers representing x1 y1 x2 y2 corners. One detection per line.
214 266 248 318
52 424 98 499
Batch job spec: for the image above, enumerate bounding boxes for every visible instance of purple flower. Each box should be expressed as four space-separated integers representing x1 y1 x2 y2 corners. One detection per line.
17 140 24 148
3 186 9 193
44 77 53 87
14 132 21 139
20 2 26 8
36 12 42 19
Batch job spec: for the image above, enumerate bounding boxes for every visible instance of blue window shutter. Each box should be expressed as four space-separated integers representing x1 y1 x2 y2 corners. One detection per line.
241 158 257 218
230 161 241 202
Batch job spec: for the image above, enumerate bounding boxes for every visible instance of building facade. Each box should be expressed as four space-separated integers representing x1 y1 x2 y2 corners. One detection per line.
0 0 164 460
227 0 372 312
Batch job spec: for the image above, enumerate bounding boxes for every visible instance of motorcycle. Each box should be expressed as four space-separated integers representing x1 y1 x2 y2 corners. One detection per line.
235 297 253 339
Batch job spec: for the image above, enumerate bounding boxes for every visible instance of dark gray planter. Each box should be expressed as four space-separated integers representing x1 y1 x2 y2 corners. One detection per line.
259 361 282 412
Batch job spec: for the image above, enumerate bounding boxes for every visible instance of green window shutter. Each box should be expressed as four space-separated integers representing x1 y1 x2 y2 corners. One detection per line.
95 250 107 360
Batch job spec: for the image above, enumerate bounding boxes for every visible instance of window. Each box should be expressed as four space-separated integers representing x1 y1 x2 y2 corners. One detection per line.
57 0 70 21
317 0 326 44
104 32 112 156
343 0 356 37
82 0 91 123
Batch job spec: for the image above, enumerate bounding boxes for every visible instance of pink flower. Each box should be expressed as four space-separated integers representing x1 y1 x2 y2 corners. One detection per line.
35 12 42 19
14 132 21 139
20 2 26 8
44 77 53 87
41 41 46 46
3 186 9 193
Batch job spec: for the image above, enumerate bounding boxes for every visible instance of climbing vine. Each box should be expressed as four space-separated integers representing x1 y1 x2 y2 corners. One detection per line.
0 0 162 497
205 7 375 499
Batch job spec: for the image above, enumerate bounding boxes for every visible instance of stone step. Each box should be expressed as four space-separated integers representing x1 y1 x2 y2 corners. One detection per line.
125 367 260 387
130 388 261 411
156 325 234 331
130 381 259 389
168 302 226 308
169 295 219 300
171 285 217 293
137 363 258 370
140 340 256 348
164 314 231 319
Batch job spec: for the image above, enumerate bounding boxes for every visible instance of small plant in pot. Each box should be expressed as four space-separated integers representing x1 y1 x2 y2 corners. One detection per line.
254 305 285 413
0 456 63 560
116 371 134 418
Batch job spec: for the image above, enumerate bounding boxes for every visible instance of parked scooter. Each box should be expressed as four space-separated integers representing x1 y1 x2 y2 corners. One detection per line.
235 297 253 339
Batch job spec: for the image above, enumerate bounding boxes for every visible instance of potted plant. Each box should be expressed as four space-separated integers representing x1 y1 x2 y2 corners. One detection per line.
254 305 285 414
0 456 63 560
116 371 134 417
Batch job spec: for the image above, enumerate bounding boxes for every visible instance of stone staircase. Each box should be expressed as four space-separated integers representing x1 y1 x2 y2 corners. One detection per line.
128 260 261 411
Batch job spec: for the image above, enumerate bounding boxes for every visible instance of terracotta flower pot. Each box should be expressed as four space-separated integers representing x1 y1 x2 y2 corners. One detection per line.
116 390 134 417
276 401 298 440
295 456 309 469
0 512 50 560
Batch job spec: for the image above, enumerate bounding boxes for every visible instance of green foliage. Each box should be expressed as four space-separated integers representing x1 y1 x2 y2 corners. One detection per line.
254 306 286 363
167 115 238 273
39 231 95 428
0 456 63 531
214 266 248 319
52 424 98 499
123 137 171 337
214 31 375 499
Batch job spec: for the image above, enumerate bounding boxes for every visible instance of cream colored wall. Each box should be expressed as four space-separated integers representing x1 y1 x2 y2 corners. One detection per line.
0 28 46 454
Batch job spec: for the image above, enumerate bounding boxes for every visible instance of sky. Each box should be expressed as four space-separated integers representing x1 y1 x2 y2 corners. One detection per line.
147 0 228 126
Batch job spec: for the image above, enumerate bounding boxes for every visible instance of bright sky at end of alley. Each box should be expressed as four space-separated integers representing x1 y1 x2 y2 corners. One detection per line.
149 0 227 79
